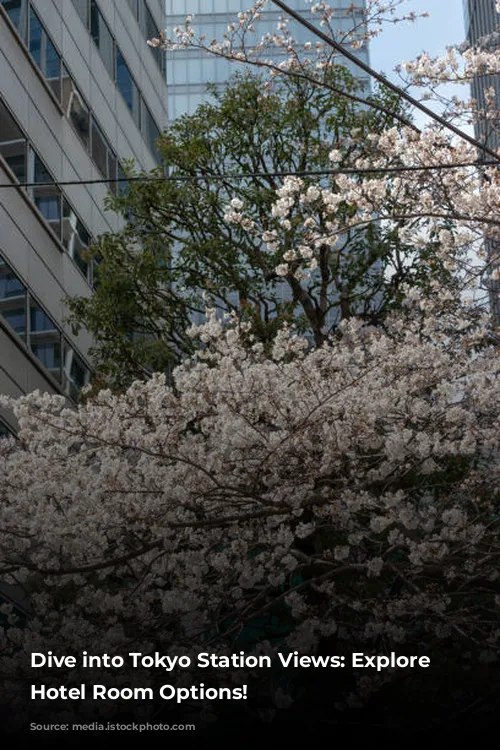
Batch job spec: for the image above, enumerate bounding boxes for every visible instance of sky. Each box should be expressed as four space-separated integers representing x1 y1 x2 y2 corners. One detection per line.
368 0 468 128
370 0 466 77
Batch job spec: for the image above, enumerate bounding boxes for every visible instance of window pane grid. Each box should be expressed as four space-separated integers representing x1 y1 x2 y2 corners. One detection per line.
0 252 91 398
1 96 95 284
70 0 164 162
4 1 164 161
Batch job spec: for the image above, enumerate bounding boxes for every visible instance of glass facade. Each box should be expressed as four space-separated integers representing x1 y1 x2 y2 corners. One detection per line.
463 0 499 153
0 0 169 413
0 96 96 285
0 255 91 397
164 1 372 331
463 0 500 324
165 0 369 120
1 2 120 188
126 0 166 76
72 0 164 161
90 0 115 78
116 47 141 126
3 0 164 163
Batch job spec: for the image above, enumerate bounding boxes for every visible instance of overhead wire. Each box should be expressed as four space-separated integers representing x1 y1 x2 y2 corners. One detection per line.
0 160 495 190
270 0 500 165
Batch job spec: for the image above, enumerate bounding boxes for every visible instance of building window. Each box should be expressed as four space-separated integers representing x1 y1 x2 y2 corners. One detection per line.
44 35 61 100
28 7 42 66
29 149 62 240
143 2 165 76
117 163 130 198
1 95 96 284
70 0 164 163
90 0 114 79
4 0 121 182
62 199 92 280
63 342 90 401
73 0 89 28
1 0 28 41
30 341 61 372
107 149 117 192
0 98 27 181
30 302 58 333
62 68 91 150
0 251 91 398
90 119 117 190
126 0 165 76
91 119 108 179
29 301 62 381
116 47 141 127
141 100 161 162
28 7 62 101
0 256 27 341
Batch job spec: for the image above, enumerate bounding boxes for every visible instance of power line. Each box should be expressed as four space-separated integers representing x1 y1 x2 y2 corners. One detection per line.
270 0 500 166
0 160 494 190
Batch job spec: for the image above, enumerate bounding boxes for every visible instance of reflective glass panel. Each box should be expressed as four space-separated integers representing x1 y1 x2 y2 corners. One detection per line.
116 48 140 126
0 98 27 181
62 68 90 149
62 199 91 279
144 3 165 74
141 101 162 163
63 342 90 400
90 1 114 78
30 150 61 240
0 256 26 339
1 0 28 40
45 36 61 100
91 118 108 177
29 301 61 380
28 7 42 68
30 302 57 333
29 9 61 100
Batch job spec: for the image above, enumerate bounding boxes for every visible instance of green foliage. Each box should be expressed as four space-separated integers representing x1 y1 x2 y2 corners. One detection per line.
67 69 438 389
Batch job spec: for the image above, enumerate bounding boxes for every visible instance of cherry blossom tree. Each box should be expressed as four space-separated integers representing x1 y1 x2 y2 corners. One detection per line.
152 0 500 300
68 69 411 390
1 298 500 731
74 1 500 390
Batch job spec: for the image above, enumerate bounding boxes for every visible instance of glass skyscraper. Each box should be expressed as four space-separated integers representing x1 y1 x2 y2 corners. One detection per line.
165 0 370 120
463 0 500 324
463 0 500 153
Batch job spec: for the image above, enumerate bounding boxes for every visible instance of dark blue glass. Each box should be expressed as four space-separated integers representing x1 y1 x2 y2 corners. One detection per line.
31 342 61 370
30 305 56 333
1 0 26 39
0 272 25 300
45 36 61 80
29 8 42 68
3 308 26 333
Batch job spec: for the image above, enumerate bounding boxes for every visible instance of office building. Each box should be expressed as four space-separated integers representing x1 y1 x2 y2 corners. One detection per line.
0 0 168 433
464 0 500 151
165 0 370 120
463 0 500 323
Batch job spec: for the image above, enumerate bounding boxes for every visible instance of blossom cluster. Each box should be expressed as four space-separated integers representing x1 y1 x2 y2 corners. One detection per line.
0 307 499 723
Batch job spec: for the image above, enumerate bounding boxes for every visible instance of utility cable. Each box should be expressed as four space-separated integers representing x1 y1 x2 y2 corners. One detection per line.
270 0 500 165
0 160 495 190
